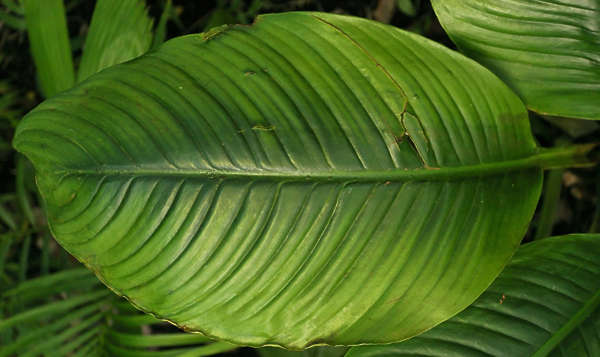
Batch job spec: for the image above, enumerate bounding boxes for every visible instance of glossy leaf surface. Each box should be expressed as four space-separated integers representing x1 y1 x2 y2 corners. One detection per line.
432 0 600 120
347 234 600 357
14 12 546 348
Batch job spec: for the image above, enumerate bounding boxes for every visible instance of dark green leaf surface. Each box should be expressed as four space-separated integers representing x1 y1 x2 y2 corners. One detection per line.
22 0 75 98
14 12 547 348
347 234 600 357
77 0 154 82
432 0 600 120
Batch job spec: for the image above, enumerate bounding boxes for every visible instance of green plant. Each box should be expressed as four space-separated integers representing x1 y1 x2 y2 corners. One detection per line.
0 268 236 355
431 0 600 120
3 0 600 356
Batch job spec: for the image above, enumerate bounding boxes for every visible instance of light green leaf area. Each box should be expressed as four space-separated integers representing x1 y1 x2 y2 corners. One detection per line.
14 12 545 348
347 234 600 357
77 0 153 82
432 0 600 120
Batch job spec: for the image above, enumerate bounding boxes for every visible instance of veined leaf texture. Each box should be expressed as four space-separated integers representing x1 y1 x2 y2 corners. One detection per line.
14 12 548 348
347 234 600 356
432 0 600 120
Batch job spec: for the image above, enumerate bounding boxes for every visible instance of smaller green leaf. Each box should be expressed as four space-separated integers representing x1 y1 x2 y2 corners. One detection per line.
22 0 75 98
2 268 100 303
54 325 101 356
0 204 16 231
20 314 103 357
1 268 238 356
151 0 172 50
347 234 600 357
0 303 103 357
77 0 153 82
0 290 109 332
432 0 600 120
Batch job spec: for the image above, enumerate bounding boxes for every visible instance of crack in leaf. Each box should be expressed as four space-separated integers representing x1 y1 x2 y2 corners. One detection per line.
311 15 436 168
311 15 410 113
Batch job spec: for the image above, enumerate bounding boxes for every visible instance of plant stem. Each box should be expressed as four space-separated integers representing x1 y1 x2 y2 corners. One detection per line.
532 288 600 357
533 143 597 170
535 169 564 240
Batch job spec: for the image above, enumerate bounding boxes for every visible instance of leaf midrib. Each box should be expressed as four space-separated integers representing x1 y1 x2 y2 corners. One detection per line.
45 145 593 182
46 148 585 183
532 287 600 357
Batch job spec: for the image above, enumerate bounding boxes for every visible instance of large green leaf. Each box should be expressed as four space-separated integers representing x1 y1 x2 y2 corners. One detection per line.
77 0 154 82
431 0 600 120
346 234 600 357
14 12 590 348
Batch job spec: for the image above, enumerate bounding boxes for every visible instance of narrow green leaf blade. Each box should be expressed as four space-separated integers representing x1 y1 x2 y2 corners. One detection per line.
22 0 74 98
105 330 212 348
0 303 103 357
396 0 419 17
347 234 600 357
14 12 546 348
432 0 600 120
0 204 16 231
0 290 109 332
151 0 172 50
77 0 153 82
1 268 218 356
